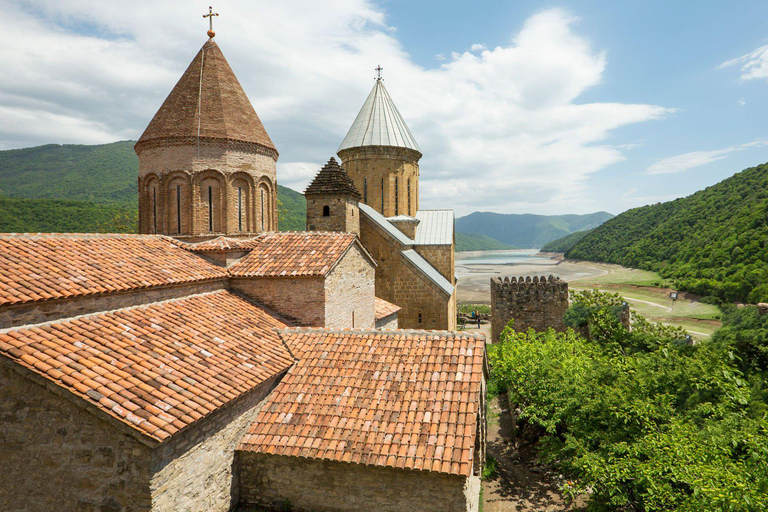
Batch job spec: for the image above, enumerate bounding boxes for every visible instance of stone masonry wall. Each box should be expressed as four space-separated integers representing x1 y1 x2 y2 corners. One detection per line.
306 196 360 235
231 277 325 327
0 362 153 512
150 373 284 512
0 280 227 329
324 244 375 329
375 313 398 329
237 453 478 512
414 244 455 284
491 276 569 342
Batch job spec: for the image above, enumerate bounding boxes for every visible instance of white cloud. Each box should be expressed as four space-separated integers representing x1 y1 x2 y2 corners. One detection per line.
1 2 671 214
469 43 487 52
720 45 768 81
739 98 747 106
646 139 768 175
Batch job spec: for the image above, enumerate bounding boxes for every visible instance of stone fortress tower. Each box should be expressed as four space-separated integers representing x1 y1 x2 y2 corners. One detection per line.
491 276 569 341
337 75 421 217
135 37 278 238
305 158 362 235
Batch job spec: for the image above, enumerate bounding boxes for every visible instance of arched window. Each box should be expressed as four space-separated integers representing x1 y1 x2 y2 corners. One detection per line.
237 187 243 232
363 178 368 203
394 177 399 216
407 179 411 216
261 188 265 231
418 311 423 324
231 175 252 233
323 205 330 217
380 177 384 213
198 171 225 233
258 182 271 232
207 185 213 232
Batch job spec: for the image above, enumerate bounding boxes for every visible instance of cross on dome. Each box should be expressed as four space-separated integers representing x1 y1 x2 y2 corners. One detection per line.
375 65 383 80
203 6 219 38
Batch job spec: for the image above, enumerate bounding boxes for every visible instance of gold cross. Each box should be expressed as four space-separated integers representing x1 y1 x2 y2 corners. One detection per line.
203 6 219 37
375 65 383 80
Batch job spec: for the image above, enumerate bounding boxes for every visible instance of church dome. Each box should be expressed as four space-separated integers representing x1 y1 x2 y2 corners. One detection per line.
136 39 276 158
338 79 420 153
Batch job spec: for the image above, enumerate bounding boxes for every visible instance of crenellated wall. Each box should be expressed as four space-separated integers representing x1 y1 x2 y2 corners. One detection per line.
490 275 569 341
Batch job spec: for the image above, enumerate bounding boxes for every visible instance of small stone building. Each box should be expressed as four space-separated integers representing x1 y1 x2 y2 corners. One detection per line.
375 296 400 329
490 275 569 341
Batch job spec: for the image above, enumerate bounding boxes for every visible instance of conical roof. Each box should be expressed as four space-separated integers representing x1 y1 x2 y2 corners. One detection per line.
305 158 361 199
338 79 420 153
136 39 276 156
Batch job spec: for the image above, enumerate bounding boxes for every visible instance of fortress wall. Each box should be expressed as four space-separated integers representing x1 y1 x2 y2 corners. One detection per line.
490 276 569 342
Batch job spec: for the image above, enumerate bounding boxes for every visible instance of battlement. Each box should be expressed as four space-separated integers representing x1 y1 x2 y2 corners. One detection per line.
490 275 569 341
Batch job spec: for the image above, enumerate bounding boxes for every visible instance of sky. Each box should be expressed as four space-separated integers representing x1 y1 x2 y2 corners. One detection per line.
2 0 768 216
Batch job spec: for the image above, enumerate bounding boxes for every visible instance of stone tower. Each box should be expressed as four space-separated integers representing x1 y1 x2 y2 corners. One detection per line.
490 276 569 341
135 37 278 238
305 158 362 234
337 77 421 218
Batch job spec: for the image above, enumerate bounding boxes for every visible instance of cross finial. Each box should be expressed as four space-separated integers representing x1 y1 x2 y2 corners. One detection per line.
203 6 219 38
375 65 383 80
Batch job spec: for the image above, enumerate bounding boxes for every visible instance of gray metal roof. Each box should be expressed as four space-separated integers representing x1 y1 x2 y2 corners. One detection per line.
358 203 414 245
338 79 420 153
414 210 454 245
401 250 454 296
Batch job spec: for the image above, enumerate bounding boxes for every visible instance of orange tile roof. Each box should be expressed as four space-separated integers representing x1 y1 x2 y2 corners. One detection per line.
0 291 293 442
229 232 360 277
0 234 226 307
374 297 401 320
239 329 485 477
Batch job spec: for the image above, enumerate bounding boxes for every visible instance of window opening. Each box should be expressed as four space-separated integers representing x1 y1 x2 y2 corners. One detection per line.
176 185 181 234
363 178 368 203
394 177 399 216
261 188 265 231
380 177 384 213
208 185 213 232
152 187 157 234
238 187 243 232
408 179 411 216
323 205 330 217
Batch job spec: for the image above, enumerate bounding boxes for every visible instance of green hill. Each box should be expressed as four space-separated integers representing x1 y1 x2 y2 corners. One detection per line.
455 211 613 248
567 162 768 303
0 141 306 233
455 232 518 252
540 229 594 253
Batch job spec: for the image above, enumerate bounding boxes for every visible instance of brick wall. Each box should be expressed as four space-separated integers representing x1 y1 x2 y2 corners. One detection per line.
150 373 284 512
0 362 153 512
231 277 325 327
490 276 569 341
339 146 420 217
0 280 227 329
237 453 478 512
324 244 375 329
306 196 360 234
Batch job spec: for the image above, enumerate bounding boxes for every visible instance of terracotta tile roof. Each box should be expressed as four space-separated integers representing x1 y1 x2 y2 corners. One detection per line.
304 158 361 199
0 234 227 307
180 236 262 252
0 291 293 442
374 297 401 320
136 39 276 156
229 232 359 277
239 329 485 477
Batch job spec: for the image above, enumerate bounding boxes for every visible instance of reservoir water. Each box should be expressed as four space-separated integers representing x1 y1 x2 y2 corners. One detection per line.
456 250 552 266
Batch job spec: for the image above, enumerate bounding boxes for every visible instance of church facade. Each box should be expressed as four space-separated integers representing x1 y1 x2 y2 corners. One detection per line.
0 31 483 512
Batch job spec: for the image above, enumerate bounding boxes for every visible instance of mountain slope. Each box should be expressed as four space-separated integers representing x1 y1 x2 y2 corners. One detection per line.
567 162 768 303
540 229 594 253
0 142 306 232
456 211 613 248
455 232 518 252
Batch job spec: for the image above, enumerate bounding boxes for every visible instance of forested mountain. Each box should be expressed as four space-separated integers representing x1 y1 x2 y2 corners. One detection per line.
456 211 613 248
0 142 307 232
567 162 768 303
455 232 518 252
539 228 594 253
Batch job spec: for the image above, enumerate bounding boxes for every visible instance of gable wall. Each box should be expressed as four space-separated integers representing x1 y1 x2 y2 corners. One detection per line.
231 277 325 327
0 362 152 512
324 244 375 329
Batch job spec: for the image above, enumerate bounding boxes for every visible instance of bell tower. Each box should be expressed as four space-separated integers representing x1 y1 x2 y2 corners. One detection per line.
135 27 278 239
305 158 361 234
337 70 421 218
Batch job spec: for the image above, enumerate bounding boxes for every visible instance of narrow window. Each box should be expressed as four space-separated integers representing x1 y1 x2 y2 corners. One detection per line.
381 177 384 213
238 187 243 232
418 311 423 324
407 179 411 216
208 185 213 232
323 205 330 217
352 311 355 328
152 187 157 234
363 178 368 203
176 185 181 234
394 177 399 216
261 188 265 231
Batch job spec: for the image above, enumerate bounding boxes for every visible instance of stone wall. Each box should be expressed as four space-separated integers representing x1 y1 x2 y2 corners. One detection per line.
137 143 278 236
0 361 153 512
376 312 398 329
150 373 284 512
237 453 478 512
324 244 375 329
306 195 360 235
339 146 420 217
491 276 569 342
0 280 227 329
231 277 325 327
414 244 455 284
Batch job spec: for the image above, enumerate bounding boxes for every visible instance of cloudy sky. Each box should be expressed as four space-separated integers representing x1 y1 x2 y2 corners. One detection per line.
2 0 768 216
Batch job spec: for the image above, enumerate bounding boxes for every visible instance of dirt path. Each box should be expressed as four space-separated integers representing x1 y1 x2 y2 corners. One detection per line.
483 395 586 511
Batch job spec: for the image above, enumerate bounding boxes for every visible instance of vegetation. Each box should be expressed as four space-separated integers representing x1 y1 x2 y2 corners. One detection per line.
567 163 768 303
456 211 613 249
458 303 491 316
489 291 768 511
540 228 593 253
0 141 307 233
456 232 517 251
